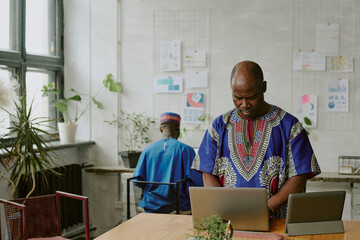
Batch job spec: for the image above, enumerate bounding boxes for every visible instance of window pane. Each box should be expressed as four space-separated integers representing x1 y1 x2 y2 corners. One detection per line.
26 0 56 56
0 1 10 50
26 69 57 130
0 67 16 136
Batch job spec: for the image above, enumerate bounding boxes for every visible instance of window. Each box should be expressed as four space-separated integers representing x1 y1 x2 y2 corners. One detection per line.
0 0 64 137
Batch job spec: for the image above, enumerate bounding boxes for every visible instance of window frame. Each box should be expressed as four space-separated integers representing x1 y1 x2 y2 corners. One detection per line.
0 0 64 142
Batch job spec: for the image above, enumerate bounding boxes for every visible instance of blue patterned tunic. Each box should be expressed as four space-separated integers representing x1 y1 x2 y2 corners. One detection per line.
192 106 321 218
134 138 203 213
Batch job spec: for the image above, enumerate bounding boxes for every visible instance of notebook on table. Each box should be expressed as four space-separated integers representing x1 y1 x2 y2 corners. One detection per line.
189 187 270 231
286 191 346 236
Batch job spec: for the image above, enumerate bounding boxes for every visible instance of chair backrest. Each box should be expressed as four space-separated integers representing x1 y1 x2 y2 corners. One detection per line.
12 194 61 238
0 198 27 240
127 176 189 219
0 191 90 240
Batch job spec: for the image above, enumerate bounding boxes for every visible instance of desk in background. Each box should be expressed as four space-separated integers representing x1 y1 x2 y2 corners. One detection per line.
309 172 360 183
309 172 360 220
95 213 360 240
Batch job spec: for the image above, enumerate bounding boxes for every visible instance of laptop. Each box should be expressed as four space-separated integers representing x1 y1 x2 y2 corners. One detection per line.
189 187 270 231
286 191 346 236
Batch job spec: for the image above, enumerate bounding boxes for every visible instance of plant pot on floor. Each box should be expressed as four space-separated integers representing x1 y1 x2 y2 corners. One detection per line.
119 151 141 168
58 122 78 143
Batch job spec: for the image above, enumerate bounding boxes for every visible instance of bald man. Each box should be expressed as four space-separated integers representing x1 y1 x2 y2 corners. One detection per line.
192 61 321 218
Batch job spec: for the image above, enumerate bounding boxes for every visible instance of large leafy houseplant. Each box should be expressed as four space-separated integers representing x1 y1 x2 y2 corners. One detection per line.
42 74 122 124
0 78 61 200
41 74 122 142
105 110 155 168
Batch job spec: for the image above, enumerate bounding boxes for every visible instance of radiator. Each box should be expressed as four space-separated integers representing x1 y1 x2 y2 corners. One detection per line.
18 164 83 229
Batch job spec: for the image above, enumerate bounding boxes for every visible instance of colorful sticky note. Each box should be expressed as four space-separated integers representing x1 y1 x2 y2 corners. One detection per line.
301 95 311 104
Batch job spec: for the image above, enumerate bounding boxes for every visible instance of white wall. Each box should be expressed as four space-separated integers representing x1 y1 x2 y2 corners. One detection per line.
63 0 360 236
63 0 120 235
64 0 119 167
120 0 360 173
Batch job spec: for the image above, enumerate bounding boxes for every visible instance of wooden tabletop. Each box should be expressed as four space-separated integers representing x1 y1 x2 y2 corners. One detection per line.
95 213 360 240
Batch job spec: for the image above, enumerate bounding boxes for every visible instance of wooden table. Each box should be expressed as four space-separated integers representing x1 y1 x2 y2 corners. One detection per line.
95 213 360 240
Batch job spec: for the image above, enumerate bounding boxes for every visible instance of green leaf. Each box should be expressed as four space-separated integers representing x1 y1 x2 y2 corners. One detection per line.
92 97 104 109
304 117 312 126
41 82 59 97
67 94 81 102
55 102 68 112
109 81 123 92
197 114 206 121
195 124 201 130
103 74 123 93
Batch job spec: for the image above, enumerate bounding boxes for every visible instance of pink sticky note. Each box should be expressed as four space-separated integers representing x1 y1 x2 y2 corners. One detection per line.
302 95 311 104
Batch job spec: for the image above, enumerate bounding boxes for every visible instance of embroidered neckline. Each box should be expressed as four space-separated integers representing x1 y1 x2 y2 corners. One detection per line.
242 118 258 156
226 106 285 181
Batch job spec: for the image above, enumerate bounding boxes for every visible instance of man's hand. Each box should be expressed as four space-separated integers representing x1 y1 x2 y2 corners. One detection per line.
267 174 308 212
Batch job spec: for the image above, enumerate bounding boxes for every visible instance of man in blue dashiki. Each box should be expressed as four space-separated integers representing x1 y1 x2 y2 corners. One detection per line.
133 112 203 213
192 61 321 218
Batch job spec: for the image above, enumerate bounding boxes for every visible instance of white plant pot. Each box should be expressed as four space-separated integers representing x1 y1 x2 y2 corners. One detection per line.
58 122 78 143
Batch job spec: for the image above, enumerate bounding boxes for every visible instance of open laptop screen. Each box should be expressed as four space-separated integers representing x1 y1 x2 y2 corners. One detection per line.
189 187 270 231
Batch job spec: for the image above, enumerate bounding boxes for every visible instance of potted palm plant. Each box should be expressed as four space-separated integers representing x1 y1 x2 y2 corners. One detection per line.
105 111 155 168
42 74 122 143
0 77 61 199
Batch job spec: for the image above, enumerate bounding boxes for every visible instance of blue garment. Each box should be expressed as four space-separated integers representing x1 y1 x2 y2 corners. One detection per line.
133 138 203 213
192 106 321 218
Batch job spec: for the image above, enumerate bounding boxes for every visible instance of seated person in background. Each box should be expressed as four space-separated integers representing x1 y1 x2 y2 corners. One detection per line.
191 61 321 218
133 112 203 214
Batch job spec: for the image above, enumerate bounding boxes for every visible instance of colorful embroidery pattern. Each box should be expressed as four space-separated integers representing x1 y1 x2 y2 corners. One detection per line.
259 156 284 190
192 154 200 170
289 121 303 141
226 106 285 181
311 154 321 173
286 143 298 178
213 157 237 187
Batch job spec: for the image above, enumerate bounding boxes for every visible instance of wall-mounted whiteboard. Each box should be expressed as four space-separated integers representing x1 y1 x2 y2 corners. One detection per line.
153 10 210 129
291 0 355 130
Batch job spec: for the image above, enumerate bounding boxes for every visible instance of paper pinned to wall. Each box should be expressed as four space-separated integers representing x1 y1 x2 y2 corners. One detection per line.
160 40 181 71
295 95 317 128
330 56 353 72
326 78 349 112
316 23 339 56
293 51 326 71
186 71 208 89
154 76 183 93
183 92 205 123
184 50 206 67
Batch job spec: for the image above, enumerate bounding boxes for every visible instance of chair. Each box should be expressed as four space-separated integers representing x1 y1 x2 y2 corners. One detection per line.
127 176 190 220
0 191 90 240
